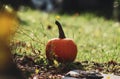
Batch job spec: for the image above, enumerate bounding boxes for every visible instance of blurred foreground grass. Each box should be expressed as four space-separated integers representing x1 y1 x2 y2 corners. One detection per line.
12 9 120 63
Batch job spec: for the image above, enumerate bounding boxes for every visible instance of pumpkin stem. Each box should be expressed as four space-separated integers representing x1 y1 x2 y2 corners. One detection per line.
55 20 66 39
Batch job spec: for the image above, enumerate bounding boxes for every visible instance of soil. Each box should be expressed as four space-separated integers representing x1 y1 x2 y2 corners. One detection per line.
12 54 120 79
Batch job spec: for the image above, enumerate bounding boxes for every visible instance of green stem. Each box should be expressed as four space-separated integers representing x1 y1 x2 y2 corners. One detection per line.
55 20 66 39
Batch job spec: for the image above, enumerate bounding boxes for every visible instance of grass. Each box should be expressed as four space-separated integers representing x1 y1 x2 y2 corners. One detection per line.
12 8 120 63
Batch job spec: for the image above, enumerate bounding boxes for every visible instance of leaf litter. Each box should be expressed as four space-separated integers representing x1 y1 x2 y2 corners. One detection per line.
10 41 120 79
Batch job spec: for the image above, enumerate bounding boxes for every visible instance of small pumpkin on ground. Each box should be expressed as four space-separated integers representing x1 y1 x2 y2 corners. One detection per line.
46 20 77 63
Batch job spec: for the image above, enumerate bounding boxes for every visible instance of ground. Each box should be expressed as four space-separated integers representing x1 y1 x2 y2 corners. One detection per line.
10 8 120 79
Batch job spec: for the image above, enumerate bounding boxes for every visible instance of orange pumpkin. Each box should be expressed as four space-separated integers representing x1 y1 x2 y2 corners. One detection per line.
46 20 77 63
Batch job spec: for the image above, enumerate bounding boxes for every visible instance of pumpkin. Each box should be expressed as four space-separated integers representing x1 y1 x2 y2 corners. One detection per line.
46 20 77 63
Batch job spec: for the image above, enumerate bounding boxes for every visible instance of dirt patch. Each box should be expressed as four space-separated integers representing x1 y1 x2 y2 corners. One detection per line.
12 54 120 79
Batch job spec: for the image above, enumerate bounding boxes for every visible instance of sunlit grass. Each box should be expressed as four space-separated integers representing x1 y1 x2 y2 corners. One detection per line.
13 9 120 63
